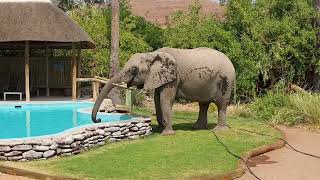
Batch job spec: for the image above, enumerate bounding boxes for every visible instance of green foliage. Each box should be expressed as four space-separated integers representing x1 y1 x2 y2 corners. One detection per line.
249 91 290 121
69 3 160 77
164 0 319 100
227 0 319 92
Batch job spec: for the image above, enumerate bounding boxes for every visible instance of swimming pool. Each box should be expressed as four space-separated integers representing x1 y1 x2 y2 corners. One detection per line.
0 102 132 139
0 102 152 161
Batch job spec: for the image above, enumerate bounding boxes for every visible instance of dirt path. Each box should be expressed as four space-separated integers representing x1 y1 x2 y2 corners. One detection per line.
238 126 320 180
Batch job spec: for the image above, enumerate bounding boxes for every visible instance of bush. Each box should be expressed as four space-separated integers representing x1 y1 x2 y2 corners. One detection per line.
249 91 290 121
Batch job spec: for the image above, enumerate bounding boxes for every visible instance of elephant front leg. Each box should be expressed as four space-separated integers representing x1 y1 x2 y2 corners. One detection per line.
159 82 176 136
193 102 210 130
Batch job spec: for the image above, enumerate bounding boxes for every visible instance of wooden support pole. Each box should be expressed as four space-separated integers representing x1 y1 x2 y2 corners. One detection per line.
92 82 98 101
77 47 81 98
71 43 77 101
45 46 50 97
25 41 30 102
125 89 133 112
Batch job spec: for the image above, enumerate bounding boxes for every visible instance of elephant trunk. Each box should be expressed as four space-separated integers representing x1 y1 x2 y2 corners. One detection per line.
91 73 123 123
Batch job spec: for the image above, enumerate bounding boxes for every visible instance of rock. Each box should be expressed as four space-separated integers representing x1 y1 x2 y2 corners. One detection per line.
11 145 32 151
22 150 43 160
96 129 105 136
115 105 130 113
85 126 97 131
140 127 147 131
0 156 7 160
136 123 144 128
0 141 23 146
40 139 54 146
71 141 81 148
121 129 129 135
33 145 49 151
43 150 56 158
0 146 11 152
112 131 121 136
24 140 41 145
105 127 120 132
73 134 86 141
56 148 62 154
7 156 23 161
56 136 74 145
97 142 105 146
130 127 139 131
118 123 128 127
105 132 111 136
5 151 22 157
49 143 58 150
61 149 73 153
100 99 115 112
137 130 146 135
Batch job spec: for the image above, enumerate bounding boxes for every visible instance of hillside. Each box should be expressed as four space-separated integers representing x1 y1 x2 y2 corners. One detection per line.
129 0 225 26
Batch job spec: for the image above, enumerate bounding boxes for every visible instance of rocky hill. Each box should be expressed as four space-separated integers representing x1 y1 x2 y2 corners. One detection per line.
129 0 225 26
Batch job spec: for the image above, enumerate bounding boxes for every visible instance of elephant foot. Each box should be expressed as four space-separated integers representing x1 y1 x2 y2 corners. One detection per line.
192 122 208 130
161 129 176 136
212 124 229 132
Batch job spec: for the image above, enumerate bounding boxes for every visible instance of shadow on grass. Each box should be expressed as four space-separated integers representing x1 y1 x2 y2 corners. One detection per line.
151 122 217 134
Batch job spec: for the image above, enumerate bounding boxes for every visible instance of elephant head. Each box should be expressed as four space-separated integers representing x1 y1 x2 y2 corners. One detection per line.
91 52 177 123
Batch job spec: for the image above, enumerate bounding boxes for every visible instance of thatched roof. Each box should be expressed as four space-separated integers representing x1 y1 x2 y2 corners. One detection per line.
0 0 95 49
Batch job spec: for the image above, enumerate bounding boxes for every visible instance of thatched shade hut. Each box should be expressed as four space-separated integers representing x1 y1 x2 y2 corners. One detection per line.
0 0 95 101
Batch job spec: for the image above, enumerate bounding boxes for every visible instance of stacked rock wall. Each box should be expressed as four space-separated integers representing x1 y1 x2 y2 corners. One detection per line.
0 118 152 161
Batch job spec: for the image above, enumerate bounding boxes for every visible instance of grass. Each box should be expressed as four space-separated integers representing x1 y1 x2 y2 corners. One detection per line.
2 108 281 179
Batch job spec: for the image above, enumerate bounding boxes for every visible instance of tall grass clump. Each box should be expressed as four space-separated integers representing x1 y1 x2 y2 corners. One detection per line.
275 93 320 126
249 91 320 127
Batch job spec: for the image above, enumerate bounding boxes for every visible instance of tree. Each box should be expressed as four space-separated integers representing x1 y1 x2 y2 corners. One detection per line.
107 0 121 104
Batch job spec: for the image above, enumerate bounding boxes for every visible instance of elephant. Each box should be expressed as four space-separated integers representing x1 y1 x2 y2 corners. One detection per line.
91 47 236 136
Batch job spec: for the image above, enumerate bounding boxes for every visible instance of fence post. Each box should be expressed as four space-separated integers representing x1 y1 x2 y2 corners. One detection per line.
125 89 133 112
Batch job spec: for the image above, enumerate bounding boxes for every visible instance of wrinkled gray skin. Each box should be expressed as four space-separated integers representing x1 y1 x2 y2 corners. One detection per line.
92 47 235 135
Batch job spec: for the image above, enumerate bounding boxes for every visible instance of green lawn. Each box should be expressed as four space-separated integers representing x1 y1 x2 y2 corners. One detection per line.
5 108 281 179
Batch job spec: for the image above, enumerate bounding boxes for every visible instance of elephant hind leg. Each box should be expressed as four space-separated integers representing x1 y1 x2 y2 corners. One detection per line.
193 102 210 130
154 88 164 128
213 101 229 131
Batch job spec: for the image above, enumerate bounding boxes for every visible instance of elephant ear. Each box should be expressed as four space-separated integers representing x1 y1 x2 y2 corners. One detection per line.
144 52 177 90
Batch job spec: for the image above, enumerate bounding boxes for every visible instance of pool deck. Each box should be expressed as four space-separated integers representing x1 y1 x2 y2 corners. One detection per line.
0 96 93 104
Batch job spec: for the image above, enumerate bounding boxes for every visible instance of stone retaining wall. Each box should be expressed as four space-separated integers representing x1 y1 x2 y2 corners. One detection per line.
0 117 152 161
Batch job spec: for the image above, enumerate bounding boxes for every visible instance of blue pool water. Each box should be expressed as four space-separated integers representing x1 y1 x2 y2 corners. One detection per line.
0 103 132 139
